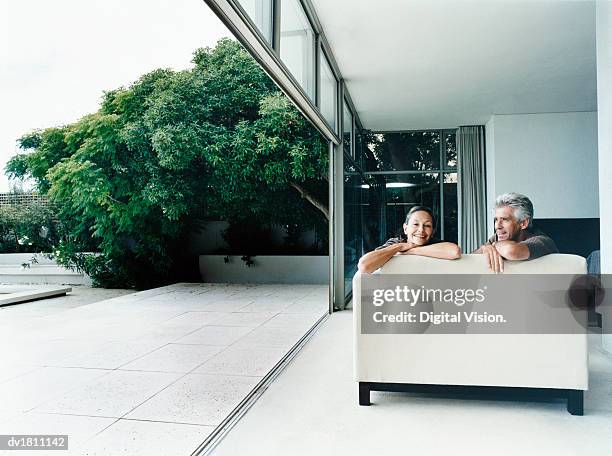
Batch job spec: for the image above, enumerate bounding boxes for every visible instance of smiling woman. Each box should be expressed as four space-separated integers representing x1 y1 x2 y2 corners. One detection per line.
402 206 435 246
357 206 461 273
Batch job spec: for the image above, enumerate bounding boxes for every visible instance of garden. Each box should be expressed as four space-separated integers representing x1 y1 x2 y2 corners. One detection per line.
3 39 329 289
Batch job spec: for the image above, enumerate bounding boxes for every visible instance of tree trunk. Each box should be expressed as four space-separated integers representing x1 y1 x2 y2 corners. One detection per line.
290 182 329 221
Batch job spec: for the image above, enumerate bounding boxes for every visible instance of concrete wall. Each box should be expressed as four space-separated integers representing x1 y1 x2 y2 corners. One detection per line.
596 0 612 352
0 253 91 285
485 111 599 221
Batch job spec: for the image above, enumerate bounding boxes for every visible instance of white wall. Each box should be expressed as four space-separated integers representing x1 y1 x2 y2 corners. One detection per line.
596 0 612 352
485 111 599 220
597 1 612 275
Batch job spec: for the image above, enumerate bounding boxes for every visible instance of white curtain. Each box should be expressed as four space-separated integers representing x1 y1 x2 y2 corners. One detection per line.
457 126 487 252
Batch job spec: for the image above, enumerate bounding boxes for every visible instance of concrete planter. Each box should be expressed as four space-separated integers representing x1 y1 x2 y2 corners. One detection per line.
0 253 57 265
199 255 329 284
0 253 91 285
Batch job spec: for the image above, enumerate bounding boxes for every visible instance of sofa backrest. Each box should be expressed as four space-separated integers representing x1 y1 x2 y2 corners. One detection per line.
376 253 587 275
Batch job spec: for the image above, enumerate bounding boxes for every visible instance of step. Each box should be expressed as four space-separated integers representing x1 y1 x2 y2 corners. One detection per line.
0 254 93 285
0 274 91 286
0 265 82 274
0 253 57 265
0 285 73 306
0 265 91 285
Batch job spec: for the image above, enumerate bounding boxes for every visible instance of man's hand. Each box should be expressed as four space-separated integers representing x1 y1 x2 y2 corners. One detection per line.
480 244 504 273
493 240 530 261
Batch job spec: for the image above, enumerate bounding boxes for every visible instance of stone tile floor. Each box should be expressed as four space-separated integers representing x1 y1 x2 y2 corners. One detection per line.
208 312 612 456
0 283 328 455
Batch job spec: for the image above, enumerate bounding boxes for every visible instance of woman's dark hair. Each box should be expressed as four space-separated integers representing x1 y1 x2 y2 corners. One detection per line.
404 206 436 227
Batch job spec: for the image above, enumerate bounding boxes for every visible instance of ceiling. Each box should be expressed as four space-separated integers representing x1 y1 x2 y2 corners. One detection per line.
310 0 597 130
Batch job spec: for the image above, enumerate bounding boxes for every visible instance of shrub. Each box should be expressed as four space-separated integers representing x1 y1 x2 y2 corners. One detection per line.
0 202 60 254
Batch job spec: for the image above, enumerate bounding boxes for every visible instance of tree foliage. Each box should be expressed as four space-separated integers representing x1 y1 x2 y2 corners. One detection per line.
6 39 328 288
364 131 441 172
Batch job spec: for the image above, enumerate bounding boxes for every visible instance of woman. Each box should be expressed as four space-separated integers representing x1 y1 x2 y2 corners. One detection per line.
357 206 461 273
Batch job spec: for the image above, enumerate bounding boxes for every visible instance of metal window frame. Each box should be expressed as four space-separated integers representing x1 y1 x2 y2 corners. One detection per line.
277 0 317 100
439 134 445 239
318 45 338 132
343 98 354 159
272 0 280 50
204 0 341 144
332 80 345 310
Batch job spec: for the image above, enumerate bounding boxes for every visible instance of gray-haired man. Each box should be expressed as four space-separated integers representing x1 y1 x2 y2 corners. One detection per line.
474 192 558 272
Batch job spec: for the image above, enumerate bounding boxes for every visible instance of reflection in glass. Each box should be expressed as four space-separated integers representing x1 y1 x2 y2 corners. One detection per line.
444 173 458 243
344 164 365 297
343 101 353 155
359 130 380 171
355 128 364 169
319 51 336 131
358 175 381 254
345 129 459 298
445 130 457 169
280 0 315 100
365 131 441 171
236 0 273 44
382 174 441 241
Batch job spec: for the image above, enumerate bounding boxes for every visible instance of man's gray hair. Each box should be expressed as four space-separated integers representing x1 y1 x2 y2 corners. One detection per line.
495 193 534 229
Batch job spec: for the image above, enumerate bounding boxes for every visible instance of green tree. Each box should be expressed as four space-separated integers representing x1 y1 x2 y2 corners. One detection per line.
6 38 328 288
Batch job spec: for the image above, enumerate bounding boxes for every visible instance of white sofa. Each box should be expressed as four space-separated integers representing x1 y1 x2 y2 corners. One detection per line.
353 253 588 415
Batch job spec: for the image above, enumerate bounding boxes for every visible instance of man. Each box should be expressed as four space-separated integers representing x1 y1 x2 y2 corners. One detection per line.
475 193 558 272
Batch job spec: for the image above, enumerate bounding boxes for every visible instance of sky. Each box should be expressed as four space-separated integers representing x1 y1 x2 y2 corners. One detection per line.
0 0 231 192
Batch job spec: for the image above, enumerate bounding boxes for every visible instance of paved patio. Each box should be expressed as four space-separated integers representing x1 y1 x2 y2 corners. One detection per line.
0 283 328 455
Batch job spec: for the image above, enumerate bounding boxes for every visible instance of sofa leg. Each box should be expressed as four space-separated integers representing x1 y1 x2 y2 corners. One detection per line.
359 382 371 406
567 390 584 416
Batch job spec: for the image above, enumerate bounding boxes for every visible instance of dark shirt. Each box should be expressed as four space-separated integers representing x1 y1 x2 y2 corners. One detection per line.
486 228 558 259
375 237 443 251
